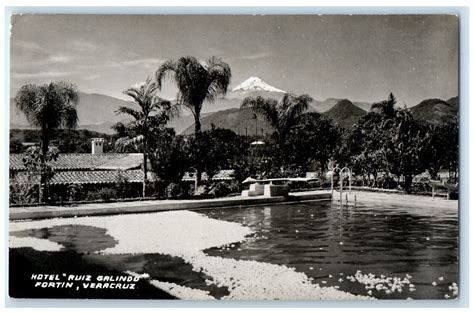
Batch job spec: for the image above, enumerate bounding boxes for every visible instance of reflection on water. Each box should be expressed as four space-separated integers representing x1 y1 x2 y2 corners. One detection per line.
200 201 458 299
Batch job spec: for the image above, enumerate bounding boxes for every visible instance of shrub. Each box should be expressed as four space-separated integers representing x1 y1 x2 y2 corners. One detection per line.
209 181 232 198
165 182 185 199
194 185 209 197
66 184 85 201
411 181 431 194
87 187 117 201
115 172 134 198
227 181 240 194
382 176 397 189
9 174 38 205
143 180 164 198
48 193 63 204
287 181 311 191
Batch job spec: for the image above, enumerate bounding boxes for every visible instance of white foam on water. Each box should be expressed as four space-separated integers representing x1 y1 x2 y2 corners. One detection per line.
149 280 215 300
184 252 369 300
10 211 251 255
9 235 64 251
10 211 370 300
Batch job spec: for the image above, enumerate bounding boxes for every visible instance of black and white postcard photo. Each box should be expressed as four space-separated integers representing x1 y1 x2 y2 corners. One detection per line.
8 14 459 301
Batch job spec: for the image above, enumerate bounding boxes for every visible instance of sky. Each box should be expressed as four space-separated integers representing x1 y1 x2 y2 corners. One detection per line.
10 14 459 106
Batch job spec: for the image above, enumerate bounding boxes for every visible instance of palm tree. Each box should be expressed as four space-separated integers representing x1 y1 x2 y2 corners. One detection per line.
155 56 231 188
240 93 313 145
14 81 79 201
115 77 175 197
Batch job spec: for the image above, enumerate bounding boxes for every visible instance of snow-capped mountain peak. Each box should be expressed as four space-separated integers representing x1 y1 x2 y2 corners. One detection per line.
232 76 285 93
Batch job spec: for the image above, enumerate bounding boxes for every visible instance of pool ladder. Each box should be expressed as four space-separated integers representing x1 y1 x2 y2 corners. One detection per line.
334 192 357 206
330 167 356 205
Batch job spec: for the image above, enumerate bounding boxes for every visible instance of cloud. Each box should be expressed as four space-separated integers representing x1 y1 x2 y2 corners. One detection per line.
11 39 80 69
49 55 74 63
84 74 101 80
120 58 165 70
69 40 99 52
11 40 45 53
11 71 76 79
100 58 164 70
237 52 271 60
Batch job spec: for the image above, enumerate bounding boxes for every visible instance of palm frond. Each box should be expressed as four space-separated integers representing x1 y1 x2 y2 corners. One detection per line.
205 57 232 103
281 93 311 129
151 98 181 120
155 59 177 90
111 122 129 137
57 81 80 106
115 135 144 152
61 104 79 130
115 106 142 120
241 96 279 129
15 82 79 131
14 84 42 127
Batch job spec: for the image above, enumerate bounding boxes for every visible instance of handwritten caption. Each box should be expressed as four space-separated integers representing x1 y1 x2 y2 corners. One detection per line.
31 274 140 290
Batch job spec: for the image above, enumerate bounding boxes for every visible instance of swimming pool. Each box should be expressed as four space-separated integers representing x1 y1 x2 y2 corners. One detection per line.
201 201 459 299
9 200 458 300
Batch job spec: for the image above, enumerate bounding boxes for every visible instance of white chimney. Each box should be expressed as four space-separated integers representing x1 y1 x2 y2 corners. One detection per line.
91 138 104 154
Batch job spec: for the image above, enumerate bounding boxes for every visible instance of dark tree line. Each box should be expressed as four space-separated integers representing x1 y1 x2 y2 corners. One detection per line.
337 94 458 192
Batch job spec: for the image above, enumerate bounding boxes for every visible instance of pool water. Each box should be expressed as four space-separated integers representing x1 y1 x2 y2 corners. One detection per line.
200 201 458 299
10 200 458 300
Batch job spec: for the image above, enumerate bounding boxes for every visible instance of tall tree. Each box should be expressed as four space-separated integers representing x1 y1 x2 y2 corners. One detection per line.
384 108 432 192
240 93 313 145
115 77 175 197
190 126 245 179
155 56 232 188
284 112 342 173
347 93 433 192
14 81 79 201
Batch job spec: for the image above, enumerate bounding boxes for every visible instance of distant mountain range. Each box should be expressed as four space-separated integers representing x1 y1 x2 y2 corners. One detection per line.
184 95 459 132
309 97 372 113
182 107 274 136
410 96 458 125
322 99 367 129
9 77 458 135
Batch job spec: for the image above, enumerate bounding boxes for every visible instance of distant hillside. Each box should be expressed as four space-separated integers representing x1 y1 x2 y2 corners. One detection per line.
446 96 459 109
353 101 372 112
10 128 116 153
182 107 274 136
77 121 124 134
310 98 339 113
322 99 366 129
199 97 246 114
183 98 370 134
310 98 371 113
410 97 458 125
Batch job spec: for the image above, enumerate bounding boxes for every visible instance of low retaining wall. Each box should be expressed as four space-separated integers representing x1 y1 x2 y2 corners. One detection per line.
10 191 332 220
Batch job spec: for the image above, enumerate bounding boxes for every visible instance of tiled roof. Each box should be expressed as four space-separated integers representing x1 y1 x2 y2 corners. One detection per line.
212 169 235 180
12 170 144 186
182 170 235 182
10 153 143 171
94 153 143 170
